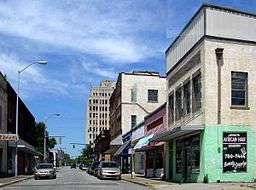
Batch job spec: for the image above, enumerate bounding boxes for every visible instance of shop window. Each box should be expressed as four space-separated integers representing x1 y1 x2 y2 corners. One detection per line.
155 149 163 169
147 151 154 168
168 92 174 124
191 136 200 173
131 115 137 128
192 72 201 113
175 87 182 121
176 141 183 173
231 72 248 107
148 89 158 103
183 80 191 115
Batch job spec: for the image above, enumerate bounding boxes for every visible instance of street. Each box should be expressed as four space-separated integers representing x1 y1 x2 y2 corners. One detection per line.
1 167 147 190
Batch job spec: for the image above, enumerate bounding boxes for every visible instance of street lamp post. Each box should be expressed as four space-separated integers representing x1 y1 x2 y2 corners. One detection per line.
15 60 47 177
43 113 60 162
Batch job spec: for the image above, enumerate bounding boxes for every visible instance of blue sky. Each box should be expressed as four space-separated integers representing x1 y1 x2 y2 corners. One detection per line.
0 0 255 157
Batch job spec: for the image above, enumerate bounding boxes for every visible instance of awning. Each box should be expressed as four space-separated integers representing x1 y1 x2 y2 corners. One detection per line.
134 134 154 150
110 135 123 146
114 140 131 156
8 139 42 156
150 124 204 142
104 145 120 154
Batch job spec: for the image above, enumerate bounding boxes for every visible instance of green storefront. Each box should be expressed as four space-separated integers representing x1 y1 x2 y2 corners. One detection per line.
169 125 255 183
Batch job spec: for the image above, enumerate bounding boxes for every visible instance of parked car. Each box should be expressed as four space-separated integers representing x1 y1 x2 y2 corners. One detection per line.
81 165 88 171
97 161 121 180
71 163 76 169
87 164 93 174
89 161 100 176
34 163 56 180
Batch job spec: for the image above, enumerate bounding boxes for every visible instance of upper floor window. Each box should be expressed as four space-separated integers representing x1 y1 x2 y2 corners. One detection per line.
175 87 182 121
183 80 191 115
148 89 158 103
131 88 137 102
231 72 248 107
131 115 137 128
192 72 201 113
168 92 174 124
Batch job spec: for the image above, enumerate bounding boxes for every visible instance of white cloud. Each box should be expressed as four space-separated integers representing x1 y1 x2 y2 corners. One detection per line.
0 0 166 64
0 53 69 98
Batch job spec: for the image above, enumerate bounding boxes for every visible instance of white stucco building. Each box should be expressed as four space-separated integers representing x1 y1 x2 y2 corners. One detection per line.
109 71 166 143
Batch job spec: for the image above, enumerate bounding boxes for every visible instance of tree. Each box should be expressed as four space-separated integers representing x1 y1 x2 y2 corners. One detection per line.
48 137 57 149
77 144 94 166
35 122 57 155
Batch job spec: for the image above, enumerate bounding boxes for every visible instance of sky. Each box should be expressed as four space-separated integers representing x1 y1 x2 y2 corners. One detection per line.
0 0 255 157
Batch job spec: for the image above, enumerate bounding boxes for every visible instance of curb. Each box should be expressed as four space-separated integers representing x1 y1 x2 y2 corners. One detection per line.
0 176 34 188
121 177 155 189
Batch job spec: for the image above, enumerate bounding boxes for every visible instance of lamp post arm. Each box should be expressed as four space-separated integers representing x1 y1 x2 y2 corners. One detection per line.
18 63 37 74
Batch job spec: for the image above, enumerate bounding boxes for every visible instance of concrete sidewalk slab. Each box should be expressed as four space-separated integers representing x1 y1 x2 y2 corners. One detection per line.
121 174 255 190
0 175 33 188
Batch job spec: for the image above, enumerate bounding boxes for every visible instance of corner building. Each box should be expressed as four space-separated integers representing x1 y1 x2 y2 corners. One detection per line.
155 4 256 183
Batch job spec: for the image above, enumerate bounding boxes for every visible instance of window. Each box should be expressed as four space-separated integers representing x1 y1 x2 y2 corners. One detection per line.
131 88 137 102
176 141 183 173
192 72 201 113
183 81 191 115
231 72 248 106
131 115 137 128
175 87 182 121
168 93 174 124
0 105 3 129
148 89 158 103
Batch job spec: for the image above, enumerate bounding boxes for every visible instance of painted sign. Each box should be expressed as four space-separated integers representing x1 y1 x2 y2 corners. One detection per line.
0 134 18 141
223 132 247 173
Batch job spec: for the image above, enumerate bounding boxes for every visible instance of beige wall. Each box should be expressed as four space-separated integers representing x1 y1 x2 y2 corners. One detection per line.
166 42 204 128
204 39 256 130
121 74 166 135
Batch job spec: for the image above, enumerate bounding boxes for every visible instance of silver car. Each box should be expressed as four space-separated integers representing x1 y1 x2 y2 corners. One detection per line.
97 161 121 180
34 163 56 180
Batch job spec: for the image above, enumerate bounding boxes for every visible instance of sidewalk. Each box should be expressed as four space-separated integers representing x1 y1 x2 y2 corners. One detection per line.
121 174 256 190
0 175 33 188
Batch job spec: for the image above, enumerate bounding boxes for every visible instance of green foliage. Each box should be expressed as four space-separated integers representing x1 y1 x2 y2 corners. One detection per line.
35 122 45 154
77 144 94 165
35 122 57 155
48 137 57 149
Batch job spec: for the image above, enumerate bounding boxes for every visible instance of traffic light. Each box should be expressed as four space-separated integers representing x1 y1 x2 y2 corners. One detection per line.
73 145 75 149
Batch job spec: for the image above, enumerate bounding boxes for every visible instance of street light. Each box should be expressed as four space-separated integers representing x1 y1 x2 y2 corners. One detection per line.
15 60 47 177
44 113 61 161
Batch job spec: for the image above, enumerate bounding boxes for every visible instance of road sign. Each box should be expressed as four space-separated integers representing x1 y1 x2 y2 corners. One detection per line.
0 134 18 141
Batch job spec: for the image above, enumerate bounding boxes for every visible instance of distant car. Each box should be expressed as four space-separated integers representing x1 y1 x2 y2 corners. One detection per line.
71 163 76 169
87 164 93 175
90 161 100 176
81 165 88 171
97 161 121 180
34 163 56 180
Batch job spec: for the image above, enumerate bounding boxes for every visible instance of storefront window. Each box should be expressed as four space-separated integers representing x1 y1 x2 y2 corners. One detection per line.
147 151 154 168
191 136 200 173
155 149 163 169
176 134 200 174
176 141 183 173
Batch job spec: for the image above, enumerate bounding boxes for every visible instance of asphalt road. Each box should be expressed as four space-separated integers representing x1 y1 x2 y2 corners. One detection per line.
1 167 148 190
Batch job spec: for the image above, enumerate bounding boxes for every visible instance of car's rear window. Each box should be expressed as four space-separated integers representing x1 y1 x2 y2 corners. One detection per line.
37 164 53 169
102 162 118 168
